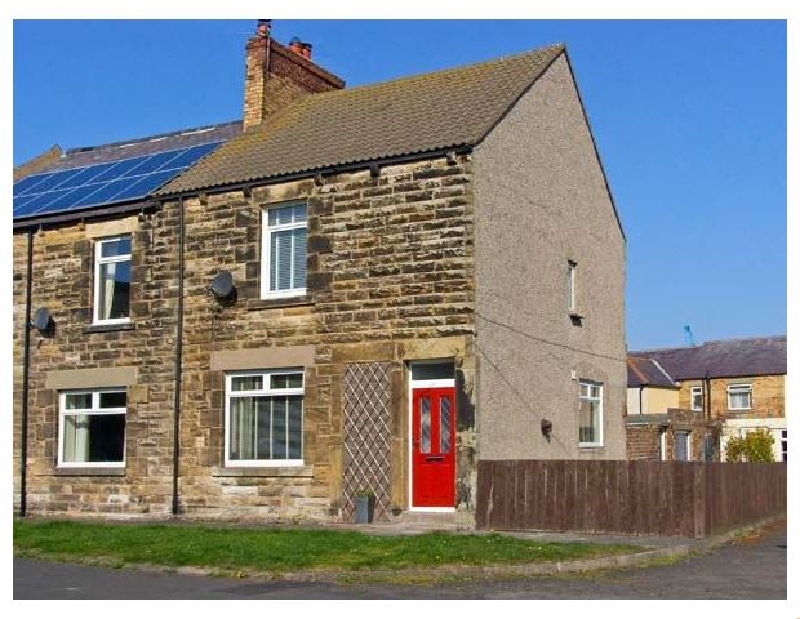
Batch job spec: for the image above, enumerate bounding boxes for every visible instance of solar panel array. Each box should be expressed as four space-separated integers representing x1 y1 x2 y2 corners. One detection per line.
13 141 223 220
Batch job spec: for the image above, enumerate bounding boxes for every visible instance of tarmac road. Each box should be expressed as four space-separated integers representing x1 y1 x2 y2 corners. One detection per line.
13 523 786 600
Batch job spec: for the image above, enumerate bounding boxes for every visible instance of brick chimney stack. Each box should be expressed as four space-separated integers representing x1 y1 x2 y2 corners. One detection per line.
243 21 345 131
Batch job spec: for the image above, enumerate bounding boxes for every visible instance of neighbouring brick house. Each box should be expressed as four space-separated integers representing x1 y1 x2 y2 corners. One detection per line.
14 23 627 523
627 336 787 463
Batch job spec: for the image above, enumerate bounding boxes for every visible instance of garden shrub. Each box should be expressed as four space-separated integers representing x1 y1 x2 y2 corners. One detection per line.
724 429 775 462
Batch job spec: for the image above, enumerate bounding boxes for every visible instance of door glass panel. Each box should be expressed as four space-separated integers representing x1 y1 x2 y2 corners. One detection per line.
420 396 431 454
440 396 451 454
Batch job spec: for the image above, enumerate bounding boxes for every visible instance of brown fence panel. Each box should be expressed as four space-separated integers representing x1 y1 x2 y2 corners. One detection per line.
477 460 786 538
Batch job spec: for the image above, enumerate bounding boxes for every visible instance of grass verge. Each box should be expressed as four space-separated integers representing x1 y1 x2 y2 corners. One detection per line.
14 519 642 574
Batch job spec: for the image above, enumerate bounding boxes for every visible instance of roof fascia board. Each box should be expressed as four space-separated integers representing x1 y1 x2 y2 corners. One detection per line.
13 200 156 231
157 145 473 201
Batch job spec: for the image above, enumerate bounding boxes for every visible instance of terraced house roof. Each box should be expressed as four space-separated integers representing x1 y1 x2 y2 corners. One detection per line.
627 357 677 388
630 336 787 381
158 44 565 196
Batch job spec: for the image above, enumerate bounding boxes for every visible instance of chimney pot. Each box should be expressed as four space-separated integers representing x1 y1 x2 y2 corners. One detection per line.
288 36 304 56
256 19 271 38
300 42 312 60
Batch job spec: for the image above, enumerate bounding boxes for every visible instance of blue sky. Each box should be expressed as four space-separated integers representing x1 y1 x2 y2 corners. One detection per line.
12 19 787 350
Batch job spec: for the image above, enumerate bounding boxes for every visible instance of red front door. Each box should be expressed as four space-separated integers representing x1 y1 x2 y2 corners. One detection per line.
412 387 456 508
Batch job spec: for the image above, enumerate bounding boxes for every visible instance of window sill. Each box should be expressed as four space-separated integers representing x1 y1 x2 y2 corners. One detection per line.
568 311 584 325
212 465 314 478
51 467 126 477
84 322 135 334
578 444 604 449
247 296 314 311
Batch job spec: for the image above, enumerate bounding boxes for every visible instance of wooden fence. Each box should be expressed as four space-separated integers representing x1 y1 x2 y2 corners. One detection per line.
476 460 786 538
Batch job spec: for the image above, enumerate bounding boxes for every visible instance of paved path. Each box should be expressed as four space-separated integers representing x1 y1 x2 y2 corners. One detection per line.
14 524 786 599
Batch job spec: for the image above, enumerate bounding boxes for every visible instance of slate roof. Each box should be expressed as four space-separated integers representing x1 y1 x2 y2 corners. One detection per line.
627 357 677 388
33 121 243 174
629 336 787 381
158 44 565 196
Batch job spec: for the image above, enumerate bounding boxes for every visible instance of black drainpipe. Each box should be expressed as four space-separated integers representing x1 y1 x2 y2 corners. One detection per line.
639 385 644 416
703 370 711 422
172 198 185 516
20 229 34 517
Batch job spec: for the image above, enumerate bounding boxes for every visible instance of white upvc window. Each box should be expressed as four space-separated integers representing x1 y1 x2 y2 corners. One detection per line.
93 236 132 324
567 260 577 313
261 202 307 299
781 430 787 462
578 380 603 447
727 383 752 410
58 389 126 468
225 369 305 467
691 386 703 411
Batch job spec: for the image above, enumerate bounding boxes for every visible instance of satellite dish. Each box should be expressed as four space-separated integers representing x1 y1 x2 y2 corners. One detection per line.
31 307 53 332
210 270 235 301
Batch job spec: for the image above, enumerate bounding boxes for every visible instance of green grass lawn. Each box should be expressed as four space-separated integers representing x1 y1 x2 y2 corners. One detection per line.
14 519 642 573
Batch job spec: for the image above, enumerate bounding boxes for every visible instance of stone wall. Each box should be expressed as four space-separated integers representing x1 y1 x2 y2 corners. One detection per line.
13 210 179 517
626 409 722 462
677 375 785 420
14 155 478 521
173 156 476 520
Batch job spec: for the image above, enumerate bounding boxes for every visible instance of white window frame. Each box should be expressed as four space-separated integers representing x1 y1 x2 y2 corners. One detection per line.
690 386 703 411
260 202 307 299
578 380 604 448
93 235 132 325
781 430 787 462
658 428 667 461
727 383 753 410
567 260 577 313
225 369 305 468
57 388 126 468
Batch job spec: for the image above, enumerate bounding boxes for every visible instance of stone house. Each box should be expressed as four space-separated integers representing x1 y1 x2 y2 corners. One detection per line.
13 24 627 523
627 336 787 462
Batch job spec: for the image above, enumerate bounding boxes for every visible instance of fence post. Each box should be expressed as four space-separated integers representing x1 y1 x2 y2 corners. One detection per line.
693 462 705 539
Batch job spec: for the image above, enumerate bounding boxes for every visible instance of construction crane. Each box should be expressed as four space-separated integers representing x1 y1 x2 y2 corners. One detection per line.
683 325 695 347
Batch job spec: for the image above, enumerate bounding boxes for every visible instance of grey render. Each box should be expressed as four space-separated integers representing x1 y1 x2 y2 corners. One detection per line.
474 53 627 459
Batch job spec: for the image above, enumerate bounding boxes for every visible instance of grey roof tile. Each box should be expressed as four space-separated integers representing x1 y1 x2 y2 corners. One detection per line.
630 336 787 381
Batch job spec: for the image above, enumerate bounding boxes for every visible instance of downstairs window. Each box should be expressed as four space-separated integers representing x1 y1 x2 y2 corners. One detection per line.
59 389 126 467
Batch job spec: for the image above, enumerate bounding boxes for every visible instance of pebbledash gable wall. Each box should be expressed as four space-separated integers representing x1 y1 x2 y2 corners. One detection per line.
13 211 180 515
172 155 477 520
474 54 627 460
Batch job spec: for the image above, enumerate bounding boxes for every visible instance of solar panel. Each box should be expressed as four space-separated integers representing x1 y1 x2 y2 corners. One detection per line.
13 141 224 220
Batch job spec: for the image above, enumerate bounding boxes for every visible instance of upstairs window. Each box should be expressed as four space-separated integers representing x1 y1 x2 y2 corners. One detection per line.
567 260 577 313
262 202 307 298
94 236 131 324
578 380 603 447
727 384 752 410
691 386 703 411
